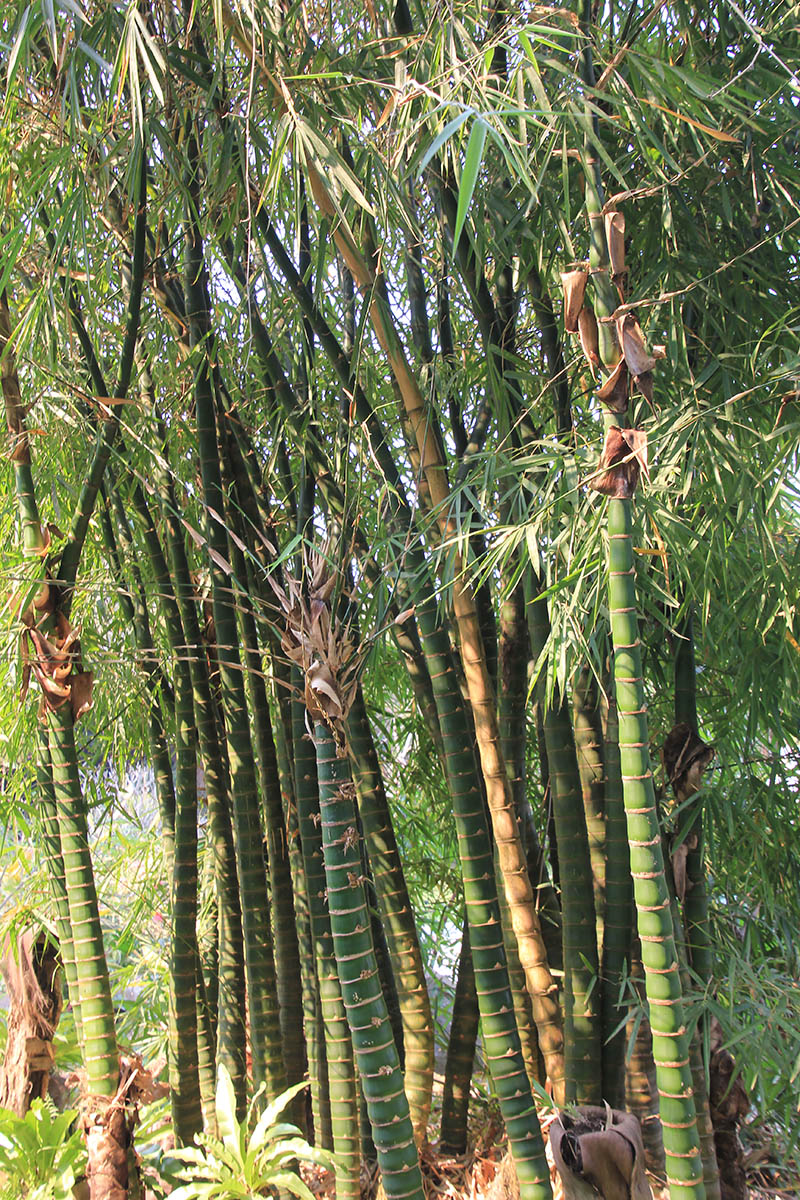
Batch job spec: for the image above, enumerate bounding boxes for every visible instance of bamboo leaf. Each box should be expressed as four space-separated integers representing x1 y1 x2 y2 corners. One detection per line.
295 120 374 216
414 109 471 177
5 6 32 94
452 117 487 256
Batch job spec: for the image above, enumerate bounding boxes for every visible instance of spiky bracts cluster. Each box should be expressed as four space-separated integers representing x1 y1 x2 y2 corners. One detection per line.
16 580 94 723
273 553 360 748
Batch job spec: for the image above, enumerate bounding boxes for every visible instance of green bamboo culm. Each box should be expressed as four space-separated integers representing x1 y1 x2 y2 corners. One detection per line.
439 918 479 1154
607 497 704 1199
346 685 434 1144
48 705 119 1098
674 613 712 986
146 447 247 1111
102 482 203 1141
35 732 83 1052
184 128 284 1101
221 456 306 1105
292 683 353 1173
167 615 204 1143
599 689 633 1109
410 592 553 1198
314 721 424 1200
573 666 606 958
527 584 599 1105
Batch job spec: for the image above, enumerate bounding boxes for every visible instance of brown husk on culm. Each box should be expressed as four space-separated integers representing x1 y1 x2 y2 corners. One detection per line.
550 1107 653 1200
589 427 648 499
662 723 715 804
0 927 62 1114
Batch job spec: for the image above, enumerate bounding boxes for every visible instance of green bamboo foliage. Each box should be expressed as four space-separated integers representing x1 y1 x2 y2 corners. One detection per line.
57 149 147 618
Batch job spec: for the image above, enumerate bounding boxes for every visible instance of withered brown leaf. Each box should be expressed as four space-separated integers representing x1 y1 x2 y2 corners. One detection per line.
604 210 626 280
578 307 600 367
589 426 649 499
596 358 630 413
561 269 589 333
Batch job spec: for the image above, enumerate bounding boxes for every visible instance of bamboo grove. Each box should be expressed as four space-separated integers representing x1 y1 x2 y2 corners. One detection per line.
1 4 799 1200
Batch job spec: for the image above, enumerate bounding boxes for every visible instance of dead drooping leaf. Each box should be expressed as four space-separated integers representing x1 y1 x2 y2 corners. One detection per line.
604 211 626 281
589 426 649 499
20 636 31 703
578 308 600 368
305 661 345 723
597 358 630 413
632 371 653 404
119 1051 169 1105
670 831 698 903
614 313 667 386
662 722 715 803
70 671 94 722
561 269 589 333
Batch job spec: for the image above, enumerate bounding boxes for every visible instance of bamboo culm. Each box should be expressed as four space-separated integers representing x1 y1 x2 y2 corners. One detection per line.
607 498 704 1198
315 722 425 1200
